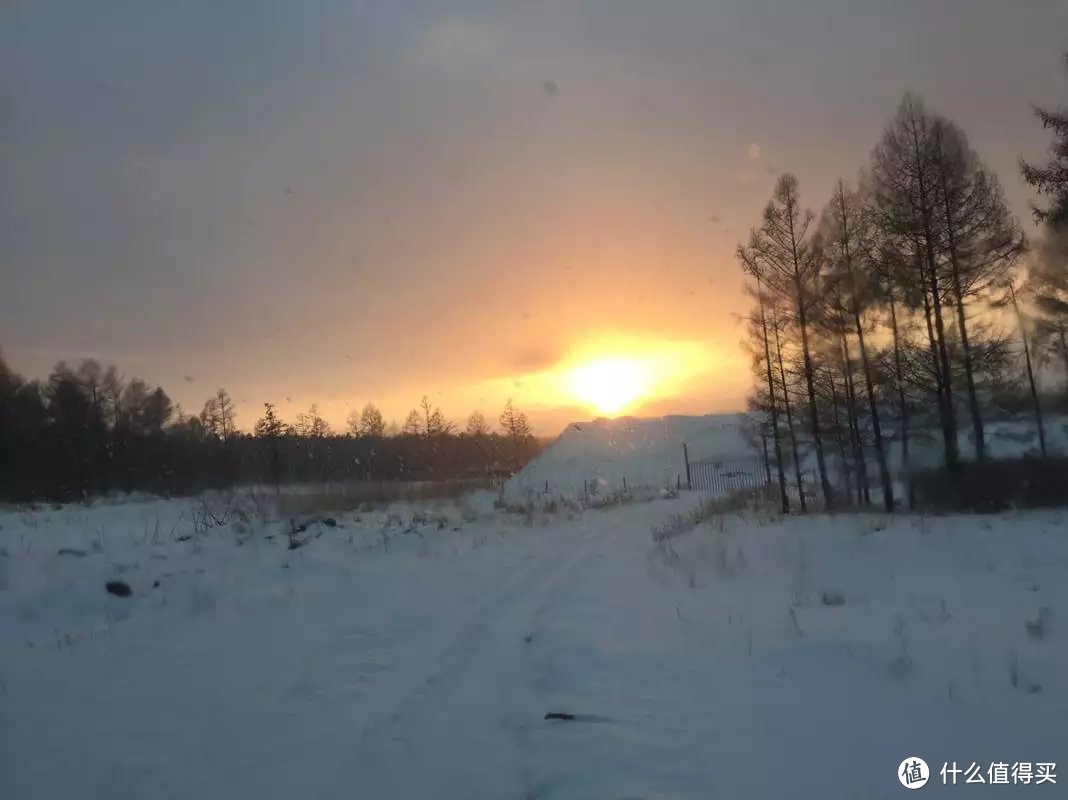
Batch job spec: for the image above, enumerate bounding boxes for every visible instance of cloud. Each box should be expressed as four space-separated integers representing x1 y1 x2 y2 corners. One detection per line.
542 79 559 97
412 19 500 68
747 142 762 161
510 346 561 372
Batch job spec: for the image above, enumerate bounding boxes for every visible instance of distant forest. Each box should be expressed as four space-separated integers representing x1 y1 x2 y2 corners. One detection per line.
739 63 1068 513
0 353 542 502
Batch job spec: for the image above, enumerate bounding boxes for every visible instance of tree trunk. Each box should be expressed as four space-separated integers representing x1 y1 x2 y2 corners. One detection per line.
843 237 894 510
774 321 806 512
1011 282 1047 457
841 333 870 506
829 376 853 504
795 278 834 508
937 157 986 461
888 295 913 509
908 117 959 468
1059 328 1068 397
761 432 773 487
758 288 790 513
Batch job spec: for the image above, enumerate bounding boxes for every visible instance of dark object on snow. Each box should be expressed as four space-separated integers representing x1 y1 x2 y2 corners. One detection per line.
323 517 337 527
105 580 132 597
175 534 192 542
152 580 160 589
57 548 88 557
821 590 845 607
544 712 575 721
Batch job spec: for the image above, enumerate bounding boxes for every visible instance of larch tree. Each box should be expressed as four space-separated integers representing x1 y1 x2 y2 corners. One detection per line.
738 241 790 513
419 396 454 437
1021 52 1068 228
752 174 835 508
358 403 386 437
869 95 958 468
821 180 894 510
466 410 490 437
401 409 422 436
929 117 1024 461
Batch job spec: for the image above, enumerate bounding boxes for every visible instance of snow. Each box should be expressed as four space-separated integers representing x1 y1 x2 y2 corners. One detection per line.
504 413 754 503
501 411 1068 511
2 487 1066 799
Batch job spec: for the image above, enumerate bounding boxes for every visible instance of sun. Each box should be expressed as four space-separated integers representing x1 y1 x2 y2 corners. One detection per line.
567 356 648 416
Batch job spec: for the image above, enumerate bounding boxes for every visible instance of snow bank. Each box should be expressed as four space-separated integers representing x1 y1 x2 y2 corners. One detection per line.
503 413 753 503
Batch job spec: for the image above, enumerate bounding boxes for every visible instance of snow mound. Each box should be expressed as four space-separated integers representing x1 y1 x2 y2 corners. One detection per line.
504 413 753 503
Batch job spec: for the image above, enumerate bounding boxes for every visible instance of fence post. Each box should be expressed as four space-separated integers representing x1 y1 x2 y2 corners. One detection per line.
622 475 627 492
683 443 692 490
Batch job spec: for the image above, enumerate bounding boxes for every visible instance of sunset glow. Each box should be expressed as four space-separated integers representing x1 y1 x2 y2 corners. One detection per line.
567 357 647 415
523 337 717 418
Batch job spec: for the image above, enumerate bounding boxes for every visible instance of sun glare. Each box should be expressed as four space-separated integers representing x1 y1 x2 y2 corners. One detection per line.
567 357 648 415
468 337 716 422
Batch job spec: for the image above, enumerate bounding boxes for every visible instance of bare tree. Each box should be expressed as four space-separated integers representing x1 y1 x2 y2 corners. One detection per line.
869 95 958 468
499 399 533 441
295 404 331 437
738 242 790 513
401 409 422 436
1021 52 1068 228
822 180 894 510
814 274 869 506
466 410 490 436
930 117 1024 461
1025 227 1068 386
346 408 362 437
254 402 285 490
356 403 386 437
200 388 236 439
751 174 834 508
419 395 454 437
1001 279 1048 456
500 399 533 472
771 306 806 511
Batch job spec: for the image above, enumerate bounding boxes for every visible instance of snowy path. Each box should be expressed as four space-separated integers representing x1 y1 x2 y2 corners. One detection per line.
3 497 1068 798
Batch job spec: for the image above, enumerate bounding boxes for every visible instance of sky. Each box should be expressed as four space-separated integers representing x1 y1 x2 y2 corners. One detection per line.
2 1 1066 435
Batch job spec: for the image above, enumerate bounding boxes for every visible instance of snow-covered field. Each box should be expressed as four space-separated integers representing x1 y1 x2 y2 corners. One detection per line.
1 486 1066 799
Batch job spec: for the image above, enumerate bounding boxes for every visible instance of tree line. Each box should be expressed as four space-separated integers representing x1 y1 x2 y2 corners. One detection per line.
740 59 1068 514
0 353 540 502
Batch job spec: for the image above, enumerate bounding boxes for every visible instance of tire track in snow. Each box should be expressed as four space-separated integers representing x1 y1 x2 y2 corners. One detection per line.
337 519 614 796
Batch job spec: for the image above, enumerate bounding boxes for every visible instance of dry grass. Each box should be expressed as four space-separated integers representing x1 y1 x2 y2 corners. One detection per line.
246 479 495 521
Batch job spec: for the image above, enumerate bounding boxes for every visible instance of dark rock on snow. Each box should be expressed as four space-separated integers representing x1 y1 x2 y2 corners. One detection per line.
105 580 132 598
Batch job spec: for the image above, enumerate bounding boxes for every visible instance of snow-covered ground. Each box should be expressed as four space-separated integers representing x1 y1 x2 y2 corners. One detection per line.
1 487 1066 799
503 414 752 503
501 412 1068 510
